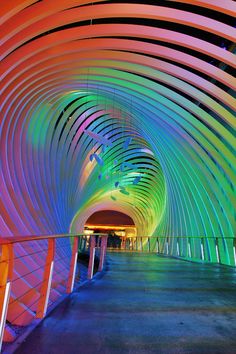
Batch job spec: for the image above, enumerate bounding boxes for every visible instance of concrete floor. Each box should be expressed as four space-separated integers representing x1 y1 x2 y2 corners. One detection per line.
15 252 236 354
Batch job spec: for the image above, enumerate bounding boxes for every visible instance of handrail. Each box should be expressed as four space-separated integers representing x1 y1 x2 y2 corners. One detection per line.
0 233 107 245
120 236 235 239
0 233 108 352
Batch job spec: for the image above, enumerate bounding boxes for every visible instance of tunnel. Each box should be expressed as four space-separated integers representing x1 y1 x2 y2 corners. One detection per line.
0 0 236 352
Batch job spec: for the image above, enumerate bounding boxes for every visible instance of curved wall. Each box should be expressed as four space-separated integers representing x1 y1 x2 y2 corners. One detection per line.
1 2 235 259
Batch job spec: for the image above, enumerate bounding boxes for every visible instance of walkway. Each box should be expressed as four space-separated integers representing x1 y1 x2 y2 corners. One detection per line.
15 252 236 354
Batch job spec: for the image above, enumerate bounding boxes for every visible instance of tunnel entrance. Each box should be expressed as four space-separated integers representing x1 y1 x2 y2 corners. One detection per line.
84 210 136 248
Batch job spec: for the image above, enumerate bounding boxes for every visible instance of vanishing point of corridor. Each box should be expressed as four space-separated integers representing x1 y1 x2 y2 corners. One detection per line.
15 253 236 354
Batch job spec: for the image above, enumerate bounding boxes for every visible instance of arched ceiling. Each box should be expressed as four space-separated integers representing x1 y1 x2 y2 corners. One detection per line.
1 1 235 238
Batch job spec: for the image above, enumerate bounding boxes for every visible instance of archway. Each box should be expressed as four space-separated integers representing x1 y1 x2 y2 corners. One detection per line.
85 210 136 241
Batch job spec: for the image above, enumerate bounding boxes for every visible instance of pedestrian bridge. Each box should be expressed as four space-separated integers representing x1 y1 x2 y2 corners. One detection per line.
1 0 236 353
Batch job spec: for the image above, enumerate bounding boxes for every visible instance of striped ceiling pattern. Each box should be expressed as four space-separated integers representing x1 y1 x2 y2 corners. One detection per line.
1 1 235 251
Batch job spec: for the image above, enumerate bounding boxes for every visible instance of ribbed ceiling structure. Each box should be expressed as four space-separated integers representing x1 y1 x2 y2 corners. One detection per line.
1 1 236 261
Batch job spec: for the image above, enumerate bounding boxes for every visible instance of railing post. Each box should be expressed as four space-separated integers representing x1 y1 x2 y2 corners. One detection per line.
98 236 107 272
177 238 180 256
36 238 55 319
156 238 159 253
233 238 236 266
200 237 204 260
148 237 150 252
188 237 192 258
78 237 83 252
140 237 143 252
215 238 220 263
83 236 86 252
166 238 169 255
0 244 13 352
66 236 79 293
88 236 96 279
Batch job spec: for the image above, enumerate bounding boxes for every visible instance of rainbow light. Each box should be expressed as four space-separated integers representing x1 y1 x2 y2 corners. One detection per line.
0 1 236 279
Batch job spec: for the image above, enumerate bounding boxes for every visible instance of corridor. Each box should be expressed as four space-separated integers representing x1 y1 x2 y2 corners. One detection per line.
15 253 236 354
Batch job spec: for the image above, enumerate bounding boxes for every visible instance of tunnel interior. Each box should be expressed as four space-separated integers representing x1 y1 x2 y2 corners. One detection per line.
1 1 236 345
1 2 236 338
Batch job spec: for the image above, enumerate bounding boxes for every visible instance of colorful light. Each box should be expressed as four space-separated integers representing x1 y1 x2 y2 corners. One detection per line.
0 0 235 312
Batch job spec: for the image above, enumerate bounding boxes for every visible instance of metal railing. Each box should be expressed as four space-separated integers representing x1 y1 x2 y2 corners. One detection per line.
108 235 236 266
0 233 108 352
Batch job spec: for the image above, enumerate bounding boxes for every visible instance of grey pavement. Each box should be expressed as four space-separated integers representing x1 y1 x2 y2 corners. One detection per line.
15 252 236 354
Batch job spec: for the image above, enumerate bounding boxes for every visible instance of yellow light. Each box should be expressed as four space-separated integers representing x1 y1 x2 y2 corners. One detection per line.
84 229 94 235
85 224 135 231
